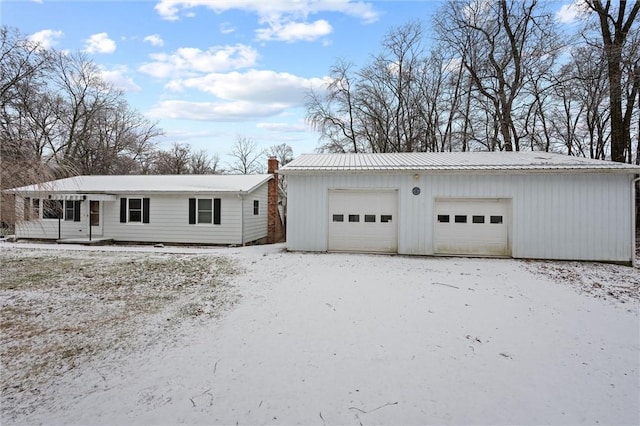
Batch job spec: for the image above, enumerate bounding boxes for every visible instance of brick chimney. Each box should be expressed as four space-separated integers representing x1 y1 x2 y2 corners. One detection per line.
267 156 283 243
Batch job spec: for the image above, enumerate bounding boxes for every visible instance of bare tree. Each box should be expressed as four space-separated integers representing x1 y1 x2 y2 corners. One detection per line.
306 59 362 153
227 136 264 174
190 150 221 174
585 0 640 163
267 143 294 166
434 0 562 151
153 142 191 174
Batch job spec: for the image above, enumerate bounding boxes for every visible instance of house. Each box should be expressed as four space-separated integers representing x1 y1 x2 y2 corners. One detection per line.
280 152 640 265
6 159 283 245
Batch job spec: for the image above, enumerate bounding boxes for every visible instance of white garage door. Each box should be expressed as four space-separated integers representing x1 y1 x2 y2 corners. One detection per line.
434 198 510 256
328 190 398 253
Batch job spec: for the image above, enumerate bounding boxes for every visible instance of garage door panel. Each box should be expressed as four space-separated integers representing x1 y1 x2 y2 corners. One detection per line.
328 190 397 253
435 199 510 256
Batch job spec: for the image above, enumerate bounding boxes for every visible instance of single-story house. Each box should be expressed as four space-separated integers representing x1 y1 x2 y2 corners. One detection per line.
6 161 283 245
280 152 640 264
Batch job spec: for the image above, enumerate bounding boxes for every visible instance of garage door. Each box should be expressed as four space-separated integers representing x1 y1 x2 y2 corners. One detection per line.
328 190 398 253
434 198 510 256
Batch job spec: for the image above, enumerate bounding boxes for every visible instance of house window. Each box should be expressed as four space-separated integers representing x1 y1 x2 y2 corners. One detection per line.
33 198 40 219
188 198 221 225
253 200 259 215
348 214 360 222
437 214 450 223
332 214 344 222
198 199 213 223
42 200 63 219
364 214 376 223
381 215 393 223
65 200 81 222
129 198 142 222
120 197 150 224
472 215 485 224
490 215 503 224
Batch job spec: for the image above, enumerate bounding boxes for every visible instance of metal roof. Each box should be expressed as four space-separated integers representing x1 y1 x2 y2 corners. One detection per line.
6 174 273 195
280 152 640 174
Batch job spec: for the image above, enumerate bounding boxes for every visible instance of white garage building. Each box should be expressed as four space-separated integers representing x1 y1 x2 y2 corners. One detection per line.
280 152 640 264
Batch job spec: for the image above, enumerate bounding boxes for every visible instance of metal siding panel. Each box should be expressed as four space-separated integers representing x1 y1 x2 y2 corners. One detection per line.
286 172 634 261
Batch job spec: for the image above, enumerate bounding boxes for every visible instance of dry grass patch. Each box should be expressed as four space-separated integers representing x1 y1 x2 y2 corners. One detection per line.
0 248 239 420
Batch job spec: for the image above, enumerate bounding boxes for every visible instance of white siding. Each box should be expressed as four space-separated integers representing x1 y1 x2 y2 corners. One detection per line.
241 183 268 243
286 172 635 262
16 194 249 245
104 194 243 245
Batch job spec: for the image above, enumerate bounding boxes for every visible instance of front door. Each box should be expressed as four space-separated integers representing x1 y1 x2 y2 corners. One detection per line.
90 200 103 236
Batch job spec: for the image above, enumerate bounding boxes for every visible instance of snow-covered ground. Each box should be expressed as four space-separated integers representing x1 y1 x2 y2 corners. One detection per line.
1 241 638 425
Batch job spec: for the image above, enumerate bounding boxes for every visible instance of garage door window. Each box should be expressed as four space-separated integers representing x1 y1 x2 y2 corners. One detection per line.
437 214 450 223
333 214 344 222
381 215 392 223
455 215 467 223
348 214 360 222
364 214 376 223
472 215 485 224
490 215 503 224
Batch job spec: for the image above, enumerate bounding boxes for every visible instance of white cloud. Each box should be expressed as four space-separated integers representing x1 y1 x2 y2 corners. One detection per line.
256 19 332 42
155 0 379 24
144 34 164 47
556 1 590 24
148 100 289 121
28 29 63 49
219 22 236 34
167 69 325 105
84 33 116 54
257 122 308 132
138 44 258 79
99 66 141 92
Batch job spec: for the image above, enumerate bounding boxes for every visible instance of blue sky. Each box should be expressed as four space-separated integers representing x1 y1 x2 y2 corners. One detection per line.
3 0 580 164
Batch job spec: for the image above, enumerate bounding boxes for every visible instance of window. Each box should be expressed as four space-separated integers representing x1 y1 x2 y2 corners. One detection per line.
348 214 360 222
381 215 393 223
129 198 142 222
490 215 503 224
198 199 212 223
364 214 376 223
472 215 485 224
437 214 450 223
120 198 150 224
454 215 467 223
24 198 31 220
65 201 81 222
253 200 259 215
332 214 344 222
188 198 221 225
42 200 63 219
33 198 40 219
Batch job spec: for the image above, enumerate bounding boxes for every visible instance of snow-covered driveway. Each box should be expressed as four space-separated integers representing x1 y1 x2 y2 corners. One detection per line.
3 243 639 425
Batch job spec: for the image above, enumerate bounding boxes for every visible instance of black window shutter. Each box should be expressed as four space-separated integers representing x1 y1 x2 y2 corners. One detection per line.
120 198 127 223
213 198 221 225
188 198 196 224
143 198 150 224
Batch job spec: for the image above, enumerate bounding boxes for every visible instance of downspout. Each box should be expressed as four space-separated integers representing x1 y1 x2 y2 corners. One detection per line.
632 176 640 267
